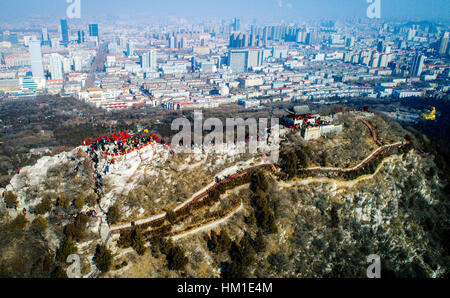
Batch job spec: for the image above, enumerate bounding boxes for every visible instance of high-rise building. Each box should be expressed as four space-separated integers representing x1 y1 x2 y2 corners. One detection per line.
229 49 264 73
89 24 99 37
271 26 283 41
377 41 385 52
117 36 126 47
140 53 148 70
262 27 268 44
296 31 305 43
73 56 82 72
178 37 185 49
23 36 34 47
168 35 175 49
247 49 264 68
249 34 257 47
439 32 449 55
345 37 355 47
41 28 50 46
140 49 157 70
285 27 298 42
229 50 247 72
41 28 48 41
60 19 69 46
411 53 425 77
9 33 18 44
370 52 380 67
378 54 390 68
359 51 370 66
77 30 85 44
229 33 249 48
126 41 135 57
28 37 45 79
232 18 241 31
399 40 407 50
49 53 64 80
305 32 318 45
173 35 178 49
272 46 288 59
407 29 416 41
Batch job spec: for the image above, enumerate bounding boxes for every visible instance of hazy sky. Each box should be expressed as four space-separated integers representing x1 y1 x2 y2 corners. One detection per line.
0 0 449 21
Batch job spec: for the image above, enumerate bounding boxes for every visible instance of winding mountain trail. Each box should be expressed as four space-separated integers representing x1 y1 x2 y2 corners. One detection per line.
278 154 399 191
101 118 407 247
171 202 244 241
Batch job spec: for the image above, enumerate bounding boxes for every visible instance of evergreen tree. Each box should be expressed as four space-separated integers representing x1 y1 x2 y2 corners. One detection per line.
250 170 269 193
107 204 121 225
4 191 18 208
254 230 266 253
94 244 113 273
131 228 147 256
34 197 52 214
167 246 188 271
56 238 77 263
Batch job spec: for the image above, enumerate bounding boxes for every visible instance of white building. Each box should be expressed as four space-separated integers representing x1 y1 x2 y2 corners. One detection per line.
393 89 423 98
28 37 45 79
141 49 157 71
49 53 64 80
238 99 260 109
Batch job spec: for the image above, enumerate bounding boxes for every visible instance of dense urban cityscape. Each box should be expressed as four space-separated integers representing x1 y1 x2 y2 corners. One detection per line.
1 14 449 111
0 0 449 284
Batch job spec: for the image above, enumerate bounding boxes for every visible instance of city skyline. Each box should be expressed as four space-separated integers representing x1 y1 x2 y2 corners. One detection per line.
0 0 449 21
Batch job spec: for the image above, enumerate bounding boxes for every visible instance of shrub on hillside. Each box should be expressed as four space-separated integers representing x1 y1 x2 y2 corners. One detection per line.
251 192 277 234
94 244 113 273
7 214 28 232
73 196 85 209
131 228 147 256
56 238 77 263
4 191 18 208
63 213 88 242
279 146 311 177
166 210 178 224
31 216 48 232
56 194 71 209
107 204 121 225
166 245 188 271
207 230 232 253
223 236 256 278
160 238 174 255
250 170 269 193
254 230 266 253
279 149 299 177
34 197 52 214
117 230 133 248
